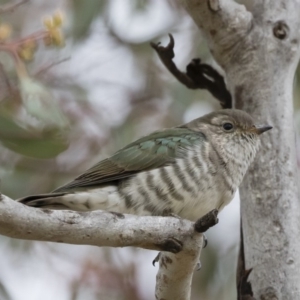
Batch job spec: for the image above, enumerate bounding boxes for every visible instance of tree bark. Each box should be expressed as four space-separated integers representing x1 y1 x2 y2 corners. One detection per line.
180 0 300 299
0 194 214 300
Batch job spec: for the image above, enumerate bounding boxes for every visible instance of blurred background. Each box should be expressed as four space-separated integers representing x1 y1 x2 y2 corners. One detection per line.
0 0 299 299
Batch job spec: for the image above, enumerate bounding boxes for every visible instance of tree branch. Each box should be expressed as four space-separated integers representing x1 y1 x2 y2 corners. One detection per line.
151 34 232 108
0 0 30 14
0 193 218 299
156 249 200 300
156 209 218 300
0 193 194 250
35 57 70 76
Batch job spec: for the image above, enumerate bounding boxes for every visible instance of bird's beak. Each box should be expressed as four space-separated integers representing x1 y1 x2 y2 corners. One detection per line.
252 125 273 135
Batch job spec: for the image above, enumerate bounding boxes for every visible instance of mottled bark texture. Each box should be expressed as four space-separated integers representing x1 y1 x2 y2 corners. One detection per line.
180 0 300 299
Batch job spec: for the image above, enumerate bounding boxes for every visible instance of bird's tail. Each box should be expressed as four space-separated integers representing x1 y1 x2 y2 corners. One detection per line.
17 186 123 212
17 193 70 210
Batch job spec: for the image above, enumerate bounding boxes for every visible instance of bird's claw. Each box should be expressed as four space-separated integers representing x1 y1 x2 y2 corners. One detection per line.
152 252 161 266
196 261 202 271
203 233 208 248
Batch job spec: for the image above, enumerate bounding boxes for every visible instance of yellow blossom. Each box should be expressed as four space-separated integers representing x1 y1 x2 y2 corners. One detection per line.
53 11 64 27
43 17 54 30
18 47 35 61
43 11 65 47
0 23 12 41
18 39 37 61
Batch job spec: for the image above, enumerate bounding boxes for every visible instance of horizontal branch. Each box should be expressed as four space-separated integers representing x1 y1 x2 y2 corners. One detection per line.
0 193 218 300
0 194 199 251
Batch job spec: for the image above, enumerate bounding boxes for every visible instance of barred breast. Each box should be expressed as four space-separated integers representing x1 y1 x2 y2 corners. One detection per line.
117 141 237 221
19 133 257 221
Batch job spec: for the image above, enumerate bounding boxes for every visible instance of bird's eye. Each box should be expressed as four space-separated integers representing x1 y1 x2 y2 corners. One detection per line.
222 123 234 131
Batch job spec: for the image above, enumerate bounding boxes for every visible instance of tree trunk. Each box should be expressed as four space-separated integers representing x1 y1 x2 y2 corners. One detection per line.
180 0 300 298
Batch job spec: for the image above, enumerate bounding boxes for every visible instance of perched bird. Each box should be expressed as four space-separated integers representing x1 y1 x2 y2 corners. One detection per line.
18 109 272 221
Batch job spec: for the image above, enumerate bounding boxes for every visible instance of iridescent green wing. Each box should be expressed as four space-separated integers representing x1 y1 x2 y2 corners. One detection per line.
53 128 205 192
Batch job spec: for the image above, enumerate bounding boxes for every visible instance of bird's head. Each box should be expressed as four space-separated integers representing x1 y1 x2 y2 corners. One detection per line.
185 109 272 155
197 109 271 136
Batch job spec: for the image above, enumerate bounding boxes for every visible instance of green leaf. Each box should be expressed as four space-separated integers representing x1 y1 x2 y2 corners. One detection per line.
19 77 69 130
71 0 107 40
0 112 69 158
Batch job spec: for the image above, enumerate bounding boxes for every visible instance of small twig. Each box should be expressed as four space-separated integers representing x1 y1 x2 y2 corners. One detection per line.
151 34 195 88
151 34 232 109
0 30 49 78
0 0 30 14
0 31 48 54
194 209 219 233
7 30 48 47
35 57 70 76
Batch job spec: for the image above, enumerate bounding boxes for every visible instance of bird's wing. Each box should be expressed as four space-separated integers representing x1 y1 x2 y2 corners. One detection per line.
53 128 205 193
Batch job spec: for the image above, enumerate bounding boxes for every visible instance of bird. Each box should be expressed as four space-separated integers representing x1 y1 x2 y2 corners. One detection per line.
17 109 272 221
